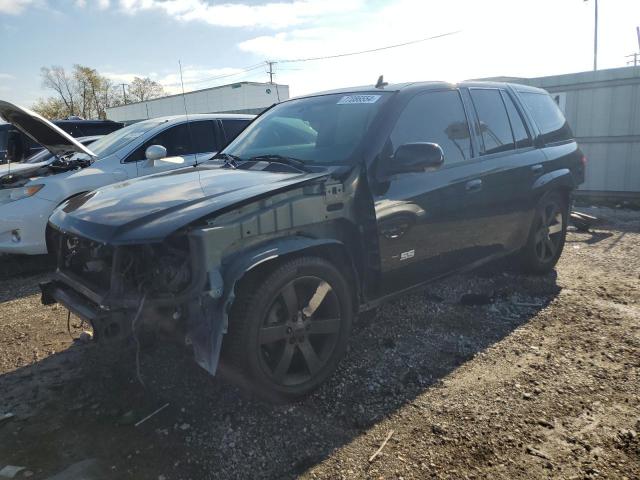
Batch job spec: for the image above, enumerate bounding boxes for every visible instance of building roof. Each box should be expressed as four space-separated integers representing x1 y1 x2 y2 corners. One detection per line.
107 81 288 110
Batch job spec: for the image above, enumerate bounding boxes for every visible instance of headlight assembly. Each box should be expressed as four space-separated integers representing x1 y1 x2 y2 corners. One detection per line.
0 184 44 205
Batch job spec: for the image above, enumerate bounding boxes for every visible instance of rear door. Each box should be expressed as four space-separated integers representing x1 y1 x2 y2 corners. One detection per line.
465 87 546 250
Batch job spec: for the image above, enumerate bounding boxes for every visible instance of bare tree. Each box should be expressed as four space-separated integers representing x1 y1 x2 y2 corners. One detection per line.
128 77 165 103
31 97 70 120
38 64 124 119
40 66 77 117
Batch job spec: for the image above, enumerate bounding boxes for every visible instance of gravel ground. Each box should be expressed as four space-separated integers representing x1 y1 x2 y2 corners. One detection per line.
0 207 638 480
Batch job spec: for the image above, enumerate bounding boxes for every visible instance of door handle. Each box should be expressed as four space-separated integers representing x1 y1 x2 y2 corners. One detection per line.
465 179 482 192
531 164 544 176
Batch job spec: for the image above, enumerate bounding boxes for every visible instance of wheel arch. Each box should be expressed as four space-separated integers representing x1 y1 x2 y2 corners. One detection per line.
532 168 574 204
45 190 90 254
223 236 361 316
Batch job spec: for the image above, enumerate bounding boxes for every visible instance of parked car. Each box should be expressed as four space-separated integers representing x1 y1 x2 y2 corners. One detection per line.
0 100 254 254
41 81 585 400
0 118 123 163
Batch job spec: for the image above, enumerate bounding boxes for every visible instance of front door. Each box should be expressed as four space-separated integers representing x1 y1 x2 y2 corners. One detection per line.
125 120 221 177
374 89 496 296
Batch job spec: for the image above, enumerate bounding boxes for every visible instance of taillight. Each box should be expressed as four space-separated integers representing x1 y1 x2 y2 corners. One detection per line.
580 155 587 167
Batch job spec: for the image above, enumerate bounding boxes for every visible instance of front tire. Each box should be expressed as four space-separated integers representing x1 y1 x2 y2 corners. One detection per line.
519 191 568 274
223 256 353 401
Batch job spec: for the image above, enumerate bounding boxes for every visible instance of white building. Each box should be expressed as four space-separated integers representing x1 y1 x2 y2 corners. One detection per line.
106 81 289 123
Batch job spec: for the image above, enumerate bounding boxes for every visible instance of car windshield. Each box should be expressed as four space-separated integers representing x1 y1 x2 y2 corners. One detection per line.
81 118 167 159
224 92 391 165
24 136 100 164
24 148 53 164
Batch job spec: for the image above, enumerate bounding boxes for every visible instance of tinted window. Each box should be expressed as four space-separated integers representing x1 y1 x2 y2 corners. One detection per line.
501 91 532 149
520 92 573 144
187 121 218 153
222 119 250 144
127 121 218 162
470 89 514 155
0 128 7 150
389 90 472 164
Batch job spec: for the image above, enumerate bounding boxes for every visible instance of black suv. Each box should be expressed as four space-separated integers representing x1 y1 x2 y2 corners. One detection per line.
0 118 123 163
41 81 585 400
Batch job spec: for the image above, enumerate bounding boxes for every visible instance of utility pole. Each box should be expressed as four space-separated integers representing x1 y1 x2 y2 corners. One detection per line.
266 61 276 84
626 53 639 67
120 83 128 104
584 0 599 71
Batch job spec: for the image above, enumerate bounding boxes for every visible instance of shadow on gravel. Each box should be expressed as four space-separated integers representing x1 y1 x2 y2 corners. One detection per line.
565 230 614 245
0 267 561 480
0 254 55 280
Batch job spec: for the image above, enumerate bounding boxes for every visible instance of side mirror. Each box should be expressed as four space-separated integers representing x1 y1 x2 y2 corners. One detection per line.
388 142 444 175
144 144 167 167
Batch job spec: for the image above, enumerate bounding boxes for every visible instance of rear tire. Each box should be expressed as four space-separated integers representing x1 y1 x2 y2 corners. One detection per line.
519 191 568 274
223 256 353 401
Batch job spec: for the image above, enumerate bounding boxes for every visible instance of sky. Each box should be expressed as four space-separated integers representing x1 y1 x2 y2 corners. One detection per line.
0 0 639 107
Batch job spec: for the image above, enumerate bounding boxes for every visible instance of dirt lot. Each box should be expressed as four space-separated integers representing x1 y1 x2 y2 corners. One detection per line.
1 207 638 480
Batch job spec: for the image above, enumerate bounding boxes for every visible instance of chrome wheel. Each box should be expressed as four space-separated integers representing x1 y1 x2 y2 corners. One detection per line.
258 276 342 387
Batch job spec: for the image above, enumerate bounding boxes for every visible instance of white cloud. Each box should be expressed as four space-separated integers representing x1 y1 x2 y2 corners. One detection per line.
236 0 640 97
118 0 363 29
0 73 15 80
0 0 33 14
75 0 86 7
97 0 109 8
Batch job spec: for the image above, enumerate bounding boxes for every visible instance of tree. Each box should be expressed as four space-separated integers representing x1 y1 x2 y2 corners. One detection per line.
31 97 69 121
127 77 165 103
40 66 77 117
37 64 123 119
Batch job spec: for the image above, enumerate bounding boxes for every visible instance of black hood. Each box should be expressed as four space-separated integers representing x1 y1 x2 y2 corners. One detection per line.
49 164 330 244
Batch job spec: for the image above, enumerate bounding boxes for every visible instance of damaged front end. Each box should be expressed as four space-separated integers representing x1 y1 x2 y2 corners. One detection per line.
40 228 225 373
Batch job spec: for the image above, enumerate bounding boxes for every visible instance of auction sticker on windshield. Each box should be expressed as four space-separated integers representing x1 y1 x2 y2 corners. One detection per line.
337 94 381 104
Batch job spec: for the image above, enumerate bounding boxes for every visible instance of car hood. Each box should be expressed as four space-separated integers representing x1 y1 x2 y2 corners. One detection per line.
0 100 96 158
49 164 330 244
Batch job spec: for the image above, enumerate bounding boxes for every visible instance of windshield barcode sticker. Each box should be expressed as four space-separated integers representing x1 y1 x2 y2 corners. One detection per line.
337 94 381 105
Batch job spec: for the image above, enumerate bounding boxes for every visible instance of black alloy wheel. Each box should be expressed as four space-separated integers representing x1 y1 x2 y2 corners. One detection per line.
520 192 568 274
258 276 342 386
533 200 564 263
223 256 353 400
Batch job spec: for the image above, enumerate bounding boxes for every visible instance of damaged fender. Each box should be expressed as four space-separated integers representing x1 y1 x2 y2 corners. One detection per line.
187 236 346 375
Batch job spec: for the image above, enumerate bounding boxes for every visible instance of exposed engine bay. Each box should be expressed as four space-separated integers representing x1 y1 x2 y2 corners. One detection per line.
0 154 92 187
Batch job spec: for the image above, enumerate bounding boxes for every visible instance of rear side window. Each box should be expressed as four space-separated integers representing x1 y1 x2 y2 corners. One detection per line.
221 119 250 144
470 89 514 155
501 92 532 149
390 90 472 164
186 120 219 153
520 92 573 144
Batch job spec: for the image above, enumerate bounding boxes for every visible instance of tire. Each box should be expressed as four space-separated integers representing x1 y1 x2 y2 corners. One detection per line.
223 256 353 401
519 191 568 274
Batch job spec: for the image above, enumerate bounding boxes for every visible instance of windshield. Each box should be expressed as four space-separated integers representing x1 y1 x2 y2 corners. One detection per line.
25 148 53 164
224 92 391 165
84 118 167 158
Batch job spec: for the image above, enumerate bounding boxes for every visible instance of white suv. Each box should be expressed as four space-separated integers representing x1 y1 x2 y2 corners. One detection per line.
0 101 253 254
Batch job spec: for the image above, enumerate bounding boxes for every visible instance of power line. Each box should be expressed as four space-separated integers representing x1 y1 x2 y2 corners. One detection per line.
275 30 461 64
162 63 265 87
